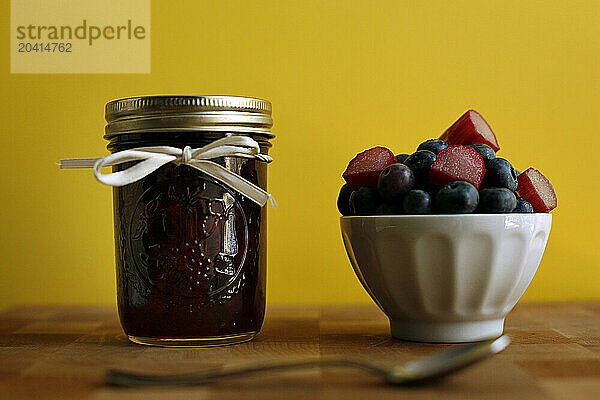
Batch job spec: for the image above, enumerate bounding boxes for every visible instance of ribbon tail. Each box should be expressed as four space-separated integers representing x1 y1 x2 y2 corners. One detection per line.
187 160 275 207
267 194 277 208
93 152 177 187
59 158 102 168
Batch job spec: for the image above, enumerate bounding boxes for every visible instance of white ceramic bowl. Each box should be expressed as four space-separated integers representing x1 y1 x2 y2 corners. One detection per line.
340 214 552 343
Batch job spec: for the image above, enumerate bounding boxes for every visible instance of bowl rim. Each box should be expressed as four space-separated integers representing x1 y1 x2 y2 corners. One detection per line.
340 213 552 219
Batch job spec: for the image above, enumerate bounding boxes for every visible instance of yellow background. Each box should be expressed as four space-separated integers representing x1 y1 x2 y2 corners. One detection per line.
1 0 599 310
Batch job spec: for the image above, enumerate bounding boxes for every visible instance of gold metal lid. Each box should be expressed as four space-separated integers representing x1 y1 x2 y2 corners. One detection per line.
104 95 274 139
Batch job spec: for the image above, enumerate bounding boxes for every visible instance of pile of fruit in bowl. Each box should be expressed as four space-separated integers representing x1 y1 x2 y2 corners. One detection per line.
337 109 557 216
338 110 557 343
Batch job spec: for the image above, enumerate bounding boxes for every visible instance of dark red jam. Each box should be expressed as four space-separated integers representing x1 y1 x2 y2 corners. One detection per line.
110 134 268 339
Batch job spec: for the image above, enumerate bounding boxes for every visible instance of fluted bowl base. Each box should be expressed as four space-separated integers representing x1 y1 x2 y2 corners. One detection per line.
390 318 504 343
341 214 552 344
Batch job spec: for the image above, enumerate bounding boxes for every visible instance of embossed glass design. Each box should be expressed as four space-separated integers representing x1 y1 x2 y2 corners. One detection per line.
112 144 267 347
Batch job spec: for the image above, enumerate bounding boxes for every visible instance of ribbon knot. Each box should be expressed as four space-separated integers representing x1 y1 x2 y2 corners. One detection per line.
59 136 276 208
181 146 193 165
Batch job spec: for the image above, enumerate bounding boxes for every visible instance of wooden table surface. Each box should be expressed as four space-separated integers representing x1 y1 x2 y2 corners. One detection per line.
0 303 599 400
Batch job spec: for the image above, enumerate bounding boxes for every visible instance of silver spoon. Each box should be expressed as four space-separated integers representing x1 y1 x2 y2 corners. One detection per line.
105 335 510 387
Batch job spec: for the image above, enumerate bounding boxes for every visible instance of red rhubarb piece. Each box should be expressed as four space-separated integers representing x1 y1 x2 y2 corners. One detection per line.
343 146 397 189
429 145 486 189
516 168 557 212
440 110 500 151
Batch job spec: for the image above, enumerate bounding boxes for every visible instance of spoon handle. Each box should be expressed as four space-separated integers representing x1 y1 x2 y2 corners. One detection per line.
105 356 389 387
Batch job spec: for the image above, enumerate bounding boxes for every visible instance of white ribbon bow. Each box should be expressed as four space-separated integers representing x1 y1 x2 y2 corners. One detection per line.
59 136 276 207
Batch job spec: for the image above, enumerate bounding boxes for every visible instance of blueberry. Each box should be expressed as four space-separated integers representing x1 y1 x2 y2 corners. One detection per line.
435 181 479 213
513 196 534 213
403 190 432 214
415 182 440 197
349 187 380 215
337 184 353 215
404 150 436 184
396 153 410 164
377 163 415 201
417 139 448 155
468 143 496 164
375 202 404 215
478 188 517 213
483 158 518 191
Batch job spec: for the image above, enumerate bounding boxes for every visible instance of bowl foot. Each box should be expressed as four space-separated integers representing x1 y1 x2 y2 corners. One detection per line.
390 318 504 343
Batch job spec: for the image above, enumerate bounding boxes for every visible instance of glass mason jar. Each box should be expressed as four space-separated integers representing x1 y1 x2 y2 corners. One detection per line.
104 95 274 347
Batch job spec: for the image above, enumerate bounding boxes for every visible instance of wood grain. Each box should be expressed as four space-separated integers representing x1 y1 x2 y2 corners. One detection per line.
0 302 599 399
